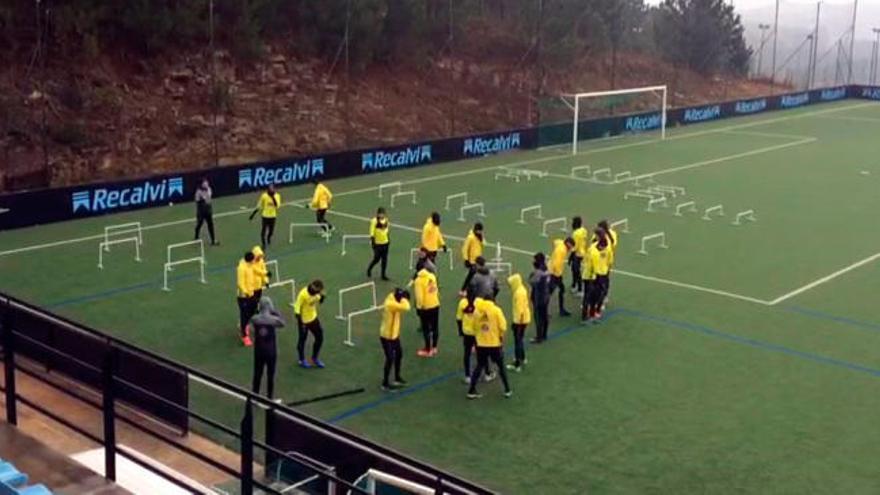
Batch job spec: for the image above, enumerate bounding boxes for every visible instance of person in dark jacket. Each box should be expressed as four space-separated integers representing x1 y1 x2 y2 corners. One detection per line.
250 297 285 398
194 178 218 245
528 252 551 343
467 257 499 301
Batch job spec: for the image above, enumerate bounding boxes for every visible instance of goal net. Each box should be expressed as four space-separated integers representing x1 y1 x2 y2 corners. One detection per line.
539 85 667 154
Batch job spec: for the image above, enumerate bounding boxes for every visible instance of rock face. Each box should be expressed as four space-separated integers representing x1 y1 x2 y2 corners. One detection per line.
0 46 777 192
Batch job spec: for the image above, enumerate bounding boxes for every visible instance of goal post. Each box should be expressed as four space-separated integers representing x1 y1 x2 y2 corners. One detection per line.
563 85 667 155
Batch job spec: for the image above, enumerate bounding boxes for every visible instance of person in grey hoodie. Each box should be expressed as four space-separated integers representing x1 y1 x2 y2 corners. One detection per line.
250 296 286 398
528 252 551 343
467 256 499 300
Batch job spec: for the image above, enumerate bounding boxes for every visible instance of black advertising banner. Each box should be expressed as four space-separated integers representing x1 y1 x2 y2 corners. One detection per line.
0 87 852 231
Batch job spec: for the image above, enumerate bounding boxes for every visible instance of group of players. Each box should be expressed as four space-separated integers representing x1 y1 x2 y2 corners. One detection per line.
222 179 617 400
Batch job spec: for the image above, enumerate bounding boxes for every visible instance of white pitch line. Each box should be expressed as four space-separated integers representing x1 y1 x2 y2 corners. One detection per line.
818 115 880 124
720 129 818 141
768 251 880 305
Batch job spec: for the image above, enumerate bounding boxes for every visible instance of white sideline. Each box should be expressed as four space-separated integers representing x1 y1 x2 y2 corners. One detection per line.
768 251 880 305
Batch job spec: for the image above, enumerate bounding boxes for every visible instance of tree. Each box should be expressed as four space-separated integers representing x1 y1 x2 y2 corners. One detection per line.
653 0 751 75
594 0 646 88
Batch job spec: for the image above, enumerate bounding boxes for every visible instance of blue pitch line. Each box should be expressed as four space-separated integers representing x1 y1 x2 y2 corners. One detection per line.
328 310 622 424
46 242 329 309
619 308 880 379
783 306 880 335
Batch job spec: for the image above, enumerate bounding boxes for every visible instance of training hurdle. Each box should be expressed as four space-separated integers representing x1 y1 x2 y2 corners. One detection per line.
163 240 206 291
518 204 543 224
408 248 454 271
336 282 378 321
675 201 698 216
268 279 296 308
703 205 725 220
444 192 468 211
494 171 520 182
288 223 332 244
491 241 504 262
265 259 281 281
732 209 757 226
341 234 372 255
516 169 547 180
570 165 591 177
610 218 630 234
98 237 141 269
646 197 668 212
486 261 513 276
459 202 486 222
635 176 655 187
654 185 686 197
624 191 654 201
593 168 612 181
344 306 383 347
378 181 402 198
104 222 143 251
646 187 675 198
541 217 567 237
390 190 417 208
614 171 632 183
637 189 667 199
638 232 668 255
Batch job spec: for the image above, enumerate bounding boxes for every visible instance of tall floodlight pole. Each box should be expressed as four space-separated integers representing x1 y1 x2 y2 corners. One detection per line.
757 24 771 76
809 2 821 88
209 0 218 167
771 0 780 92
847 0 858 84
872 28 880 85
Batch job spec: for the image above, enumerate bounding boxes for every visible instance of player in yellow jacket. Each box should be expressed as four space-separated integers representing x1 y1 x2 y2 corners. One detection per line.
596 220 618 309
236 251 258 347
584 229 613 321
421 212 447 263
506 274 531 372
379 288 411 391
549 237 576 317
569 217 589 295
413 268 441 357
467 298 512 399
456 296 477 382
367 207 391 280
310 180 334 233
251 246 270 297
294 280 326 368
459 222 484 293
249 184 281 249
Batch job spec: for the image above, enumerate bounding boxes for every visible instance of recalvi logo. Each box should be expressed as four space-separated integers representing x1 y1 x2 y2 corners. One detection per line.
820 87 846 101
735 98 767 114
624 113 662 132
362 145 432 171
683 105 721 123
463 132 521 156
780 92 810 108
72 177 184 213
861 87 880 100
238 159 325 190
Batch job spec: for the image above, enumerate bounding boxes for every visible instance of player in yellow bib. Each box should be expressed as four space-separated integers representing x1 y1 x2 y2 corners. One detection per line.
310 180 333 233
294 280 326 368
367 207 391 280
249 184 281 249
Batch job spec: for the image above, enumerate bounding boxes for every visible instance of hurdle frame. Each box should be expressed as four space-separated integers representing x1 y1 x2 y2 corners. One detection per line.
444 192 468 211
408 248 454 271
494 171 520 182
166 240 205 268
732 210 757 226
288 223 332 244
624 191 654 201
163 258 206 291
390 190 417 208
265 259 281 281
570 165 591 177
592 168 612 181
459 202 486 222
638 232 668 255
610 218 630 234
703 205 725 220
646 197 668 212
378 181 402 198
98 237 141 269
268 279 297 307
541 217 568 237
655 185 686 196
341 234 372 255
104 222 143 251
614 171 632 183
336 282 379 321
344 306 383 347
675 201 697 216
518 205 543 224
486 261 513 276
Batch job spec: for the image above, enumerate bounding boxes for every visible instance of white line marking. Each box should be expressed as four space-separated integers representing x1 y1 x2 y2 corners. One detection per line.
720 129 817 141
818 115 880 124
768 251 880 305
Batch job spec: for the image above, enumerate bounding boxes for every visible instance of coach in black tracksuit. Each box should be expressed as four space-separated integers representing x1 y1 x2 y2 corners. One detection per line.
250 297 285 398
194 178 218 245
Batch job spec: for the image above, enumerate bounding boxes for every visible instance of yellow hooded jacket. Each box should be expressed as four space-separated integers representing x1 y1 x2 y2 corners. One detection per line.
549 239 568 276
507 274 532 325
379 292 411 340
311 183 332 210
236 258 256 298
413 269 440 310
473 298 507 347
251 246 269 290
572 226 589 258
456 297 476 336
461 229 484 265
294 287 322 324
421 218 445 252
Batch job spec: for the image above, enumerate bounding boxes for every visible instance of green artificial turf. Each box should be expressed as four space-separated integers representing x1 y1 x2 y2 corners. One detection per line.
2 99 880 494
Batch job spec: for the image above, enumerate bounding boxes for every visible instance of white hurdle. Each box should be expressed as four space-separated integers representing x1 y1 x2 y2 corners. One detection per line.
646 197 668 212
518 204 543 224
570 165 591 177
408 247 454 271
675 201 697 216
268 279 296 308
646 187 675 198
265 259 281 281
98 237 141 269
486 261 513 276
635 176 655 187
163 240 206 291
494 171 520 182
610 218 630 234
654 185 686 196
344 306 383 347
341 234 372 255
491 241 504 262
289 223 332 244
336 282 378 321
444 192 468 211
638 232 668 255
732 209 757 226
614 171 632 183
515 169 547 180
104 222 143 252
390 190 417 208
703 205 725 221
378 181 402 198
541 217 567 237
624 191 654 201
459 202 486 222
593 168 612 181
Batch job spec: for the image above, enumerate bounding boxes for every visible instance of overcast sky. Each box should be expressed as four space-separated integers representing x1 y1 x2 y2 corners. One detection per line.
643 0 876 7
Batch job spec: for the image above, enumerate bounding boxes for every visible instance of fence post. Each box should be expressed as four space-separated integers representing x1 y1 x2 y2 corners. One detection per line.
102 345 117 481
2 299 17 425
241 399 254 495
265 403 277 473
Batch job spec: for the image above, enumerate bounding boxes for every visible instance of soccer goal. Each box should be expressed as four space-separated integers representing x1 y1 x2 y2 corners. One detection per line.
560 85 667 155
